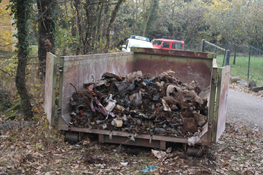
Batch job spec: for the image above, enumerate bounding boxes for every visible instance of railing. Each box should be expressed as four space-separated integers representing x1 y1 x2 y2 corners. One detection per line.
201 39 230 66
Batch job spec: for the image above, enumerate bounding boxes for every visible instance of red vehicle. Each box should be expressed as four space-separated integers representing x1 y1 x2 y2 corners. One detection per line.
151 38 184 51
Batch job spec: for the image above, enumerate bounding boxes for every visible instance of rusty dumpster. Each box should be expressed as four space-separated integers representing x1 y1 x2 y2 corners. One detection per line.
44 48 230 150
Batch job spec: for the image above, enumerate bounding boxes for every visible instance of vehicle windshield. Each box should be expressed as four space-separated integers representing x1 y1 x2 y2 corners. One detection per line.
152 40 163 45
129 40 153 48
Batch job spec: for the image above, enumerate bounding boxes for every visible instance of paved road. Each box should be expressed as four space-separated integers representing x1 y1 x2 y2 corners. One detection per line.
227 89 263 130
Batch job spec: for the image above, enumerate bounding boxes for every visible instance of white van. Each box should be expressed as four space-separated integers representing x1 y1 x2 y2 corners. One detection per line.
122 35 153 52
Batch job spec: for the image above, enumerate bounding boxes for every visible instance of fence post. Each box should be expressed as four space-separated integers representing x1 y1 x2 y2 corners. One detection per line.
222 41 228 67
201 39 205 52
248 45 251 80
226 50 230 66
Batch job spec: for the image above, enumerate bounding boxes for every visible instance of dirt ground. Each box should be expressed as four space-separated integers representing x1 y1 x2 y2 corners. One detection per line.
0 85 263 174
0 122 262 175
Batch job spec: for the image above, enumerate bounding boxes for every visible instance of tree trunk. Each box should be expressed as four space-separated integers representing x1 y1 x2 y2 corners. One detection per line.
37 0 56 80
16 0 34 120
104 0 124 52
172 0 176 38
84 0 93 53
143 0 154 37
233 44 237 64
73 0 82 55
94 3 103 52
91 4 100 53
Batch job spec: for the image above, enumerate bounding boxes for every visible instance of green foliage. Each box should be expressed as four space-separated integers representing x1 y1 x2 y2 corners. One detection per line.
7 0 32 56
1 99 12 110
205 0 263 45
55 27 79 55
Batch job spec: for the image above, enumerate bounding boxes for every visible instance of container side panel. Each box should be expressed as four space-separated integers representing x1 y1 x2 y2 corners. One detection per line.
44 52 57 126
133 54 213 90
133 51 214 144
61 52 134 120
207 68 218 142
131 47 216 59
216 65 231 141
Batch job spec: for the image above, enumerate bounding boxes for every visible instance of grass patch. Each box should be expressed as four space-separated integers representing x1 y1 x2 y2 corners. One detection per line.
216 54 263 86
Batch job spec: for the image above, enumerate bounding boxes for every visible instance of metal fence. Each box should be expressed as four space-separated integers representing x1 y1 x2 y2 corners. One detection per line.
200 39 230 66
200 39 263 86
225 42 263 81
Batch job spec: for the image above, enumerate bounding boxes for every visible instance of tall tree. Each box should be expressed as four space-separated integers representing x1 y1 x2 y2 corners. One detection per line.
7 0 34 119
142 0 159 38
37 0 56 80
206 0 248 64
104 0 124 52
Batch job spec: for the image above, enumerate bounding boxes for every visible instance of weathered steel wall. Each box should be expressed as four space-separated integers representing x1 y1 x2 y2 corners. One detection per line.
132 48 214 90
60 48 215 135
61 52 134 122
43 48 229 146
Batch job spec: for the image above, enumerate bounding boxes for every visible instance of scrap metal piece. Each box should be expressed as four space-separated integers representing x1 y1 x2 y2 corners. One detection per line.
125 71 143 83
114 81 129 92
102 72 124 81
151 149 167 161
187 147 202 156
91 97 108 115
105 94 117 112
161 98 171 111
65 133 79 143
193 112 206 126
129 90 142 107
129 133 137 141
111 119 123 127
102 124 107 130
183 118 198 133
188 131 202 146
154 128 166 134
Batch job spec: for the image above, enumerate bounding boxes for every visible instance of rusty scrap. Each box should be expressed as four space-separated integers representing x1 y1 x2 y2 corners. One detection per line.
69 71 208 137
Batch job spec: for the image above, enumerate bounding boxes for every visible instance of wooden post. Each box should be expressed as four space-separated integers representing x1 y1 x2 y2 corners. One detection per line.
248 45 251 80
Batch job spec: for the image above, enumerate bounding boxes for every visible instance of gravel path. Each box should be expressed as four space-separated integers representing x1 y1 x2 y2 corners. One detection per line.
227 89 263 130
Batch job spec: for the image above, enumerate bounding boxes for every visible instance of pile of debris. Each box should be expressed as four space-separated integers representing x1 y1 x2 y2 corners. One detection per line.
69 71 208 137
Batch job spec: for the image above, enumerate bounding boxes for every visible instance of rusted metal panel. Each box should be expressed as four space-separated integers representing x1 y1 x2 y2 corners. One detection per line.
131 47 216 59
70 121 208 146
55 48 217 146
70 126 188 143
44 52 57 126
61 52 134 123
133 50 213 92
104 136 162 149
58 57 69 130
215 66 231 141
70 127 190 149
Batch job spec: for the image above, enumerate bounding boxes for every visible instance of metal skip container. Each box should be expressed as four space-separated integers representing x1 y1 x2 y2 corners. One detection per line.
44 48 230 150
